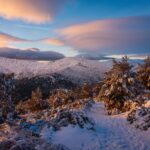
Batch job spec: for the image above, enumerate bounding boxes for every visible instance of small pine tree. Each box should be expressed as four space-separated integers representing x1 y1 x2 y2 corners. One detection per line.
28 87 49 112
16 88 49 113
92 83 103 98
137 56 150 90
99 57 144 115
80 83 93 99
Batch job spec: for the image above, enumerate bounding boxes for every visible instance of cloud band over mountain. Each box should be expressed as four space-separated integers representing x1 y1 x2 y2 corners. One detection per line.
58 16 150 54
0 47 65 60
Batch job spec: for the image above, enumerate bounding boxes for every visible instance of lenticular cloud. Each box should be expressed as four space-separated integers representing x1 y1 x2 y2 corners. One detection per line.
0 32 28 47
59 16 150 54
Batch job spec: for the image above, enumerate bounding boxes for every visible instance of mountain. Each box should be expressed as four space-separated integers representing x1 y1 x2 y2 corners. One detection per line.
76 53 109 60
0 57 111 84
0 47 65 60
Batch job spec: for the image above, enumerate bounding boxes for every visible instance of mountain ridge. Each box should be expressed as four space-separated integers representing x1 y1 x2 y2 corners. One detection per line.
0 57 111 84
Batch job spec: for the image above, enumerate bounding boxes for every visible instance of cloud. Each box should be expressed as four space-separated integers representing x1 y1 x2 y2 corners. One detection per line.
44 38 64 46
0 0 69 23
0 32 28 47
0 47 65 60
58 16 150 54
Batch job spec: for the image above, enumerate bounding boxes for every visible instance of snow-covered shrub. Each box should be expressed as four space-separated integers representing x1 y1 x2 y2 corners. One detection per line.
137 56 150 90
0 73 15 123
16 87 95 132
127 100 150 130
73 82 102 99
51 109 95 130
98 57 145 115
49 89 94 112
0 122 70 150
49 89 76 109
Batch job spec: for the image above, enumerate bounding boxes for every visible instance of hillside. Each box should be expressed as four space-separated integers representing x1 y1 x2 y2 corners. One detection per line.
0 57 111 84
0 57 149 150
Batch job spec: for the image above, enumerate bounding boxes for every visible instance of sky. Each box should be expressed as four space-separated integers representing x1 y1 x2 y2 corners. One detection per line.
0 0 150 57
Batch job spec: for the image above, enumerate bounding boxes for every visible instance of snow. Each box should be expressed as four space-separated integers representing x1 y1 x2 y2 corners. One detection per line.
144 101 150 108
105 54 147 60
51 103 150 150
0 57 111 83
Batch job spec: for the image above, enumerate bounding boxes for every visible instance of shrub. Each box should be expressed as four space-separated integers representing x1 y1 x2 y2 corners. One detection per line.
127 102 150 130
49 89 75 109
16 88 49 113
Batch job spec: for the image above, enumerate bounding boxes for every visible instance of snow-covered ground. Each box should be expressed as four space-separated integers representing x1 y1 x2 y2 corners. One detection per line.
0 57 111 83
50 103 150 150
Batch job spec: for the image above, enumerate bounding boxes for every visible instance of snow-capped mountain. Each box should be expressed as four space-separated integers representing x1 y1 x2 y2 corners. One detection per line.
0 47 65 60
0 57 111 84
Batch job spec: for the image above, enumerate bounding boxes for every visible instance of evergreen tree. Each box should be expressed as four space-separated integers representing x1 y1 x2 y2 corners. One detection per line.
137 56 150 90
28 87 48 112
80 83 93 99
99 57 144 115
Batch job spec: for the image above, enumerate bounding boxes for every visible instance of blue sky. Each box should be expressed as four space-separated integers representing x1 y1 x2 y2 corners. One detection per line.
0 0 150 56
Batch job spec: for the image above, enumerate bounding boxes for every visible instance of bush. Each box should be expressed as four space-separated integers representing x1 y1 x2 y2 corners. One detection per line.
49 88 94 113
127 101 150 130
49 89 75 109
52 109 95 130
16 88 49 113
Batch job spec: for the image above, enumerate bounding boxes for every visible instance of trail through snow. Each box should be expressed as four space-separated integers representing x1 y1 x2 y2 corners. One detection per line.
52 103 150 150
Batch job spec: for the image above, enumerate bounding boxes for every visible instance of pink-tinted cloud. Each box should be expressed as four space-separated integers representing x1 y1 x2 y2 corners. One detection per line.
44 38 64 46
0 32 28 47
0 0 69 23
58 16 150 54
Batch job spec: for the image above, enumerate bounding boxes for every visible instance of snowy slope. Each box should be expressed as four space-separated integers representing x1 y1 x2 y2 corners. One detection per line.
50 102 150 150
0 57 111 83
